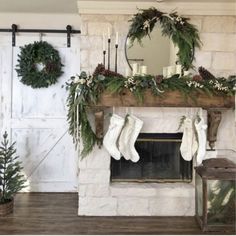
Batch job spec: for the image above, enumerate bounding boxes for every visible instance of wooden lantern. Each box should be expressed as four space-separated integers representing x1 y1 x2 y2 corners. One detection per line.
195 158 236 232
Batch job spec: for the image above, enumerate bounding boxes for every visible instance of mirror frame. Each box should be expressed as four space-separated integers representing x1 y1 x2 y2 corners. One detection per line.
126 7 201 71
124 34 132 71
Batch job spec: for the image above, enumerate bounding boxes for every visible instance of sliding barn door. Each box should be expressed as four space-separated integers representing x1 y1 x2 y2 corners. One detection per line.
0 34 80 192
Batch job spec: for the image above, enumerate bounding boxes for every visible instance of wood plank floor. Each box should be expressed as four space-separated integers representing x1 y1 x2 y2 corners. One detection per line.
0 193 235 235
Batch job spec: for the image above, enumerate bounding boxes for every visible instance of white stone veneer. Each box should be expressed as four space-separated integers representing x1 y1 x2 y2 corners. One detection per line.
78 14 236 216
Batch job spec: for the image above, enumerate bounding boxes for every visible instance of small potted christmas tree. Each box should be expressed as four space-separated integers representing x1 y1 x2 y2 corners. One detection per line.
0 131 26 216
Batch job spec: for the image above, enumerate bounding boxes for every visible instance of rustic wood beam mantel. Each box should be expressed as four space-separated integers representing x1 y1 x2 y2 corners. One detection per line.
93 90 235 109
92 90 235 149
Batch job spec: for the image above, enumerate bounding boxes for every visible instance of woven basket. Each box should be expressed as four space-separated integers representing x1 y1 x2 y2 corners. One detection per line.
0 199 14 216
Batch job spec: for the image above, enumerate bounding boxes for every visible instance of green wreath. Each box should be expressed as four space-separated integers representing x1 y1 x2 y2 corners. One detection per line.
128 7 201 70
16 41 63 88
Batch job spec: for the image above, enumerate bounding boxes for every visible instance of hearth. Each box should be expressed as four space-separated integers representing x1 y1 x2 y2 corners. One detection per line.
111 133 192 183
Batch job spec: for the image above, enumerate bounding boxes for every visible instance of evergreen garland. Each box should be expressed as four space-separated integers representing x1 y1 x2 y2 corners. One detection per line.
16 41 63 89
0 132 26 204
66 64 235 158
208 180 235 223
128 7 201 70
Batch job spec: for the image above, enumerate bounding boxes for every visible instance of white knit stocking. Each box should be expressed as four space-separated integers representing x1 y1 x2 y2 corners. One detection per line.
180 117 198 161
195 117 208 166
118 115 135 161
103 114 125 160
118 115 143 162
129 115 143 162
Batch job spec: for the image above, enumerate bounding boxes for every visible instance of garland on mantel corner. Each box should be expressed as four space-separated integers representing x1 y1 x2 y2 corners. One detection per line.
128 7 201 70
66 64 236 158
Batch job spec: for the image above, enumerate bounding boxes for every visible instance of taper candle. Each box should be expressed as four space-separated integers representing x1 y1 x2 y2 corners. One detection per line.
115 32 119 45
115 44 118 73
108 27 111 39
102 33 106 51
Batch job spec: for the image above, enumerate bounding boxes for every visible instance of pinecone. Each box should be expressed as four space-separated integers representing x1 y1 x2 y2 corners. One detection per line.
155 75 163 84
45 62 57 73
93 64 105 77
198 67 216 80
93 63 124 78
102 69 124 78
192 74 203 82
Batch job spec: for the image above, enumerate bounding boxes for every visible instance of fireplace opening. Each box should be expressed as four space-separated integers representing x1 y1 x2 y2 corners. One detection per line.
111 133 192 183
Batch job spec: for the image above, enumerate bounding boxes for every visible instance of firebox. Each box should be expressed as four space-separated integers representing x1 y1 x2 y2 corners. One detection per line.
111 133 192 183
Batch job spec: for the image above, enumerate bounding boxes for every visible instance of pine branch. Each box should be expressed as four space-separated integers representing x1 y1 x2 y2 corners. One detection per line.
0 132 26 204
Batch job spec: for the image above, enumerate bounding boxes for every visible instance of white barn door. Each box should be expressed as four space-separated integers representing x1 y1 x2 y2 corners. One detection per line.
0 34 80 192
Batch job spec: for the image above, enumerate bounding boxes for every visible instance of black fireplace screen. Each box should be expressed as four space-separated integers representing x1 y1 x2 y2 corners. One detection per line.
111 133 192 183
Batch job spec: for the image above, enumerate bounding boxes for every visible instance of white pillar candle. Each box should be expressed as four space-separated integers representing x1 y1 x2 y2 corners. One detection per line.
126 37 130 47
140 65 147 75
184 70 190 76
132 63 138 76
167 66 175 78
115 32 119 45
163 67 168 77
125 67 131 77
166 67 172 78
170 66 176 76
102 33 106 51
176 65 182 75
108 27 111 39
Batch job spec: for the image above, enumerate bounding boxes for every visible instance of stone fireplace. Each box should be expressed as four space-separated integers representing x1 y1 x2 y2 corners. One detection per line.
78 107 210 216
78 2 236 216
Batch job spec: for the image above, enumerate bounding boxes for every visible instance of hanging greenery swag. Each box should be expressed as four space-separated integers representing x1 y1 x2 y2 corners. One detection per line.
16 41 63 89
66 64 236 158
127 7 201 70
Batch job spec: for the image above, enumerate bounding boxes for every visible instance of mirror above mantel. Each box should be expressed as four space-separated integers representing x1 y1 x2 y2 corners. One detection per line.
125 27 179 76
124 7 202 76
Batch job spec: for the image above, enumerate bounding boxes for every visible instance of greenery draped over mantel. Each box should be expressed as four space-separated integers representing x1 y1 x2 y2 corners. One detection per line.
127 7 201 70
66 64 236 158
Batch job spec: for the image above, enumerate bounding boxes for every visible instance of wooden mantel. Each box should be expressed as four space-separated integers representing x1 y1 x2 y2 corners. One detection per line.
93 90 235 109
91 90 235 150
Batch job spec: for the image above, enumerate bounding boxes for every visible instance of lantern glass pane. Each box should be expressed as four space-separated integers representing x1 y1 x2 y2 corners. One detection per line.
207 179 235 225
196 173 203 218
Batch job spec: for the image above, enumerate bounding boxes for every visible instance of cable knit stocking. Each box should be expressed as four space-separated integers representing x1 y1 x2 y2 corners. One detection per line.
129 115 143 162
180 117 198 161
118 115 143 162
103 114 125 160
195 117 208 166
118 115 135 161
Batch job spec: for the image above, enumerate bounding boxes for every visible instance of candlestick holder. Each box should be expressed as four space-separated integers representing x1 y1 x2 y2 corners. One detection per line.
115 44 118 73
108 38 111 71
103 50 106 67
